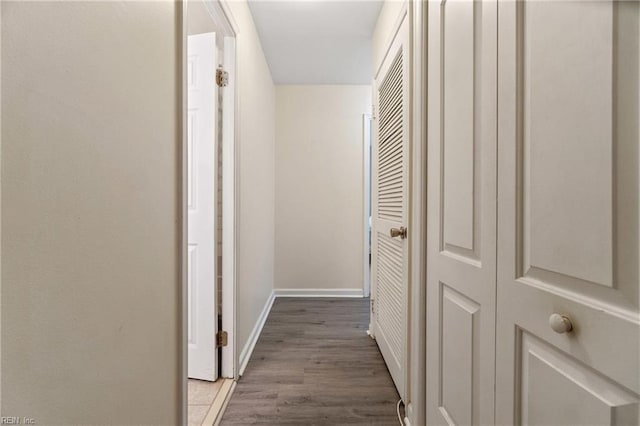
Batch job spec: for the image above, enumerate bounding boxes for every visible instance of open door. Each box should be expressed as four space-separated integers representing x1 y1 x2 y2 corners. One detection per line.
371 13 410 399
187 32 218 382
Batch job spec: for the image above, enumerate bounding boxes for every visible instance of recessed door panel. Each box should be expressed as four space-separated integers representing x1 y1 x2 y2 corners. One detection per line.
439 284 480 426
496 1 640 422
520 331 638 426
426 0 498 424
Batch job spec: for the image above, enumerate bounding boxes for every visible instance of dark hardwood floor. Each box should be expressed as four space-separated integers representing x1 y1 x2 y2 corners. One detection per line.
221 297 401 425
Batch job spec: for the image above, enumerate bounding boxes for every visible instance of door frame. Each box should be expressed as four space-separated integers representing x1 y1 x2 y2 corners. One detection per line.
180 0 239 422
212 0 239 381
363 113 372 299
409 1 427 425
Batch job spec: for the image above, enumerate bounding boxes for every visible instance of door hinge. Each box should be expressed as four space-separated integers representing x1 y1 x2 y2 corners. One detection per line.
371 298 375 314
216 68 229 87
216 330 228 347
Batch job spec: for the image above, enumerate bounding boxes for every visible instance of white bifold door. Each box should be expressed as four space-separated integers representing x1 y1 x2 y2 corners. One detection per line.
426 0 498 424
371 13 410 399
496 1 639 423
427 1 639 424
187 32 218 382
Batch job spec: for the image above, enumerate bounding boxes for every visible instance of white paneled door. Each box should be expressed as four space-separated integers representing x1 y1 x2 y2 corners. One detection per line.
426 1 498 424
371 13 410 399
496 1 639 424
187 32 218 381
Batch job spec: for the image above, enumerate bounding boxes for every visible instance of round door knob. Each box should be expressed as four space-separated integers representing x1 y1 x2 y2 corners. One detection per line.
390 226 407 239
549 313 573 334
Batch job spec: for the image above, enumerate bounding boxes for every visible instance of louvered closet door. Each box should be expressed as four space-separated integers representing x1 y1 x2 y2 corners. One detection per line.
371 13 409 399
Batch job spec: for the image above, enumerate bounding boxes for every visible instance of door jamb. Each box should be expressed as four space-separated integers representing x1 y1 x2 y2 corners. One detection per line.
180 2 188 424
202 0 239 382
408 1 427 425
363 113 372 299
196 0 239 383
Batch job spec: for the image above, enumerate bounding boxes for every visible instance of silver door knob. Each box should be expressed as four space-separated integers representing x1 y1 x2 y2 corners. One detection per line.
390 226 407 239
549 313 573 334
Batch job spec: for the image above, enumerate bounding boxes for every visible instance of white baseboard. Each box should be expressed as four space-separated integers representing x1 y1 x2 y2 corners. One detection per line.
273 288 364 298
238 290 275 376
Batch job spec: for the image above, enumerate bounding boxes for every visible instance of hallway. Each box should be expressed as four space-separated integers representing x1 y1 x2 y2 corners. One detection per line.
221 298 401 425
3 1 639 424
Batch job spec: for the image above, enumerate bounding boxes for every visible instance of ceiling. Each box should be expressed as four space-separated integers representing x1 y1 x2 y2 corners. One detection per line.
247 0 383 85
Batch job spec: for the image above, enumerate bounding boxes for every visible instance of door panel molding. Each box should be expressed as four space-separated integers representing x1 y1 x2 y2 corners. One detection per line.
426 0 498 424
496 1 640 424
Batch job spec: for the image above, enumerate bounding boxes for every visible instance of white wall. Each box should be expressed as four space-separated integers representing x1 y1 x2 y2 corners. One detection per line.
1 2 182 423
226 1 276 353
275 85 371 292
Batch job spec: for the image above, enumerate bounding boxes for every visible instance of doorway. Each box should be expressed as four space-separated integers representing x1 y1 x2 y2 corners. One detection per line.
184 0 238 424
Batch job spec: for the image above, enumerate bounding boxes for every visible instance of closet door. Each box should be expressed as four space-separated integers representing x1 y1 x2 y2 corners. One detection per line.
496 1 640 423
371 11 410 399
187 32 219 381
425 1 498 424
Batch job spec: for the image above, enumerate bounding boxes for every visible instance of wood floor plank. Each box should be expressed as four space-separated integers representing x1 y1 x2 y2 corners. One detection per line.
221 298 401 426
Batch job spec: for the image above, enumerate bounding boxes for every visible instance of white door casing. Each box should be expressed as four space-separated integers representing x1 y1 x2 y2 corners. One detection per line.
187 32 218 382
426 0 498 424
371 12 410 399
364 113 372 299
496 1 639 424
221 33 237 380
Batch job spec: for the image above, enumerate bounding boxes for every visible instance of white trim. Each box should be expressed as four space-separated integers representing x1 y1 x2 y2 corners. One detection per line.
408 1 427 424
204 0 238 37
229 0 242 382
369 82 377 338
220 33 237 379
274 288 364 298
218 0 240 36
179 2 188 425
238 291 276 376
363 114 372 299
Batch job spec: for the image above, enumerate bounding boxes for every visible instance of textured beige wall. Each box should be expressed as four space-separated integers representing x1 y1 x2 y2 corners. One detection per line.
226 0 276 354
274 85 371 291
1 2 182 423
